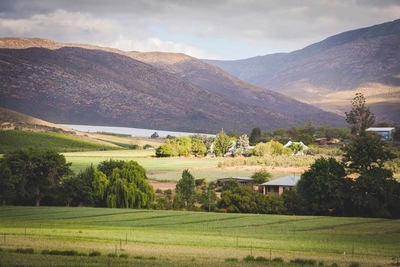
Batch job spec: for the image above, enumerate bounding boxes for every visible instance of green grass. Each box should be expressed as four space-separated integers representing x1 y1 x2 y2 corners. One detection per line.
0 207 398 266
0 130 120 153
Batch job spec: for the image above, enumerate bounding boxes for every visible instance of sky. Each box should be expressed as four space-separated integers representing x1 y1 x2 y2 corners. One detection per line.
0 0 399 60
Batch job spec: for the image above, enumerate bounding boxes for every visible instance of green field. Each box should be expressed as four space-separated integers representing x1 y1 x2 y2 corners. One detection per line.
0 207 398 267
0 131 120 153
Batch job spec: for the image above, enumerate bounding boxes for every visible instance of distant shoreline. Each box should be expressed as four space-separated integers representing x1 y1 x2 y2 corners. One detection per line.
61 124 214 138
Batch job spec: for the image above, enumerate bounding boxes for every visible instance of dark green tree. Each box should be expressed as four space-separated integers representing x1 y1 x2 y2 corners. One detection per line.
222 178 240 191
249 127 262 145
0 159 17 206
297 157 352 215
342 134 396 175
251 169 272 185
345 93 375 136
175 169 195 208
2 148 72 206
218 186 257 213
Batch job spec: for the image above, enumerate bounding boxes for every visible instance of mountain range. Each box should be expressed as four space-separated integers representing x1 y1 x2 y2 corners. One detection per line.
204 19 400 124
0 40 344 134
1 19 399 134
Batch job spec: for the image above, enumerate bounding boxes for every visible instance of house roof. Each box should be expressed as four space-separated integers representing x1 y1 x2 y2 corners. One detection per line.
216 177 253 182
260 175 300 187
366 127 395 132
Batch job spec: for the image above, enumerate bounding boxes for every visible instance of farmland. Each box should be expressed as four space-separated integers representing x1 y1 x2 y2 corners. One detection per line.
0 207 399 267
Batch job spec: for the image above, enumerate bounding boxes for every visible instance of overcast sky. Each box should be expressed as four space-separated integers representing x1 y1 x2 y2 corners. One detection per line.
0 0 399 60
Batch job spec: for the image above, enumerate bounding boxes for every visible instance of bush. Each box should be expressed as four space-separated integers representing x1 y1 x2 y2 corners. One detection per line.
133 255 144 259
225 258 239 262
15 248 34 254
107 253 117 258
291 258 317 265
255 256 269 262
272 257 284 263
119 253 129 258
349 262 360 267
243 255 255 262
41 250 79 256
88 251 101 257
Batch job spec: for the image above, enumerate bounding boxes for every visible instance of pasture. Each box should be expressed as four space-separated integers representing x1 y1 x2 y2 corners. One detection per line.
0 207 399 267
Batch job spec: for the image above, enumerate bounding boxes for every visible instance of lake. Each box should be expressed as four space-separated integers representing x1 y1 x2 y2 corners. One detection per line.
61 124 214 138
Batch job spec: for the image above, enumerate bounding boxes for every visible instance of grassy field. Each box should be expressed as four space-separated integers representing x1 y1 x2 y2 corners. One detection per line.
0 130 120 153
0 207 399 267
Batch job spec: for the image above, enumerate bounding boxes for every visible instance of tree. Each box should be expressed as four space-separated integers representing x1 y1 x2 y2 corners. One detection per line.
342 134 396 175
251 169 272 185
297 157 352 215
199 182 217 212
0 159 16 206
249 127 261 145
236 134 250 156
175 170 195 208
2 148 72 206
156 144 174 157
213 129 232 156
191 138 207 157
93 160 154 209
345 93 375 136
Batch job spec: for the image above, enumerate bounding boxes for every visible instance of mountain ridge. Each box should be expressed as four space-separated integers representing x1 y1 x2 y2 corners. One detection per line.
0 38 345 133
203 19 400 124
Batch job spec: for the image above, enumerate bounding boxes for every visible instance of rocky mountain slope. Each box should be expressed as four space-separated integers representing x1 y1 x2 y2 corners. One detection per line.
204 19 400 124
0 38 345 134
128 51 344 126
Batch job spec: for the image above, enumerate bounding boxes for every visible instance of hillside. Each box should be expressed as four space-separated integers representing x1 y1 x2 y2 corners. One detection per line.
204 19 400 123
128 52 344 126
0 39 345 134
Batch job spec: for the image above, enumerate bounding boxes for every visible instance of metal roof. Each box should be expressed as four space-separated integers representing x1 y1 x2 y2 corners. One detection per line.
216 177 253 181
260 175 300 186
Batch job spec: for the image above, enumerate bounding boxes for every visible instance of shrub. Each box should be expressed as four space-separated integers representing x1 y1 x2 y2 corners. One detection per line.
255 256 269 262
88 251 101 257
107 253 117 258
133 255 144 259
272 257 284 263
349 262 360 267
243 255 255 262
291 258 317 265
330 263 338 267
225 258 239 262
41 250 78 256
15 248 34 254
119 253 129 258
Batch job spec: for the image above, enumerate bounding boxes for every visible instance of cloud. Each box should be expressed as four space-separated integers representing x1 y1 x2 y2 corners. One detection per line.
0 0 399 59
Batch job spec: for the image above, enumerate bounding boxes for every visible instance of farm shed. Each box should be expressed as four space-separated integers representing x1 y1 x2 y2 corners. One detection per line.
366 127 395 140
259 175 300 195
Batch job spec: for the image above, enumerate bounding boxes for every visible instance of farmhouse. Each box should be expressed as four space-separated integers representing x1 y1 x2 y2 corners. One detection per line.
366 127 395 140
259 175 300 195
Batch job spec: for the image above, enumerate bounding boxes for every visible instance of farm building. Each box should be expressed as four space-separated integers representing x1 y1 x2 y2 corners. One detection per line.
366 127 395 140
215 177 253 187
259 175 300 195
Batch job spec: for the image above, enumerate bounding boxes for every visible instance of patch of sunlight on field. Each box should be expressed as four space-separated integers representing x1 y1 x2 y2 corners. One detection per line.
65 153 222 173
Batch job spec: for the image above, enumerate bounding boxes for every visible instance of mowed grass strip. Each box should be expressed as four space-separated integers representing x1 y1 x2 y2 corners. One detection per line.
0 206 399 267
